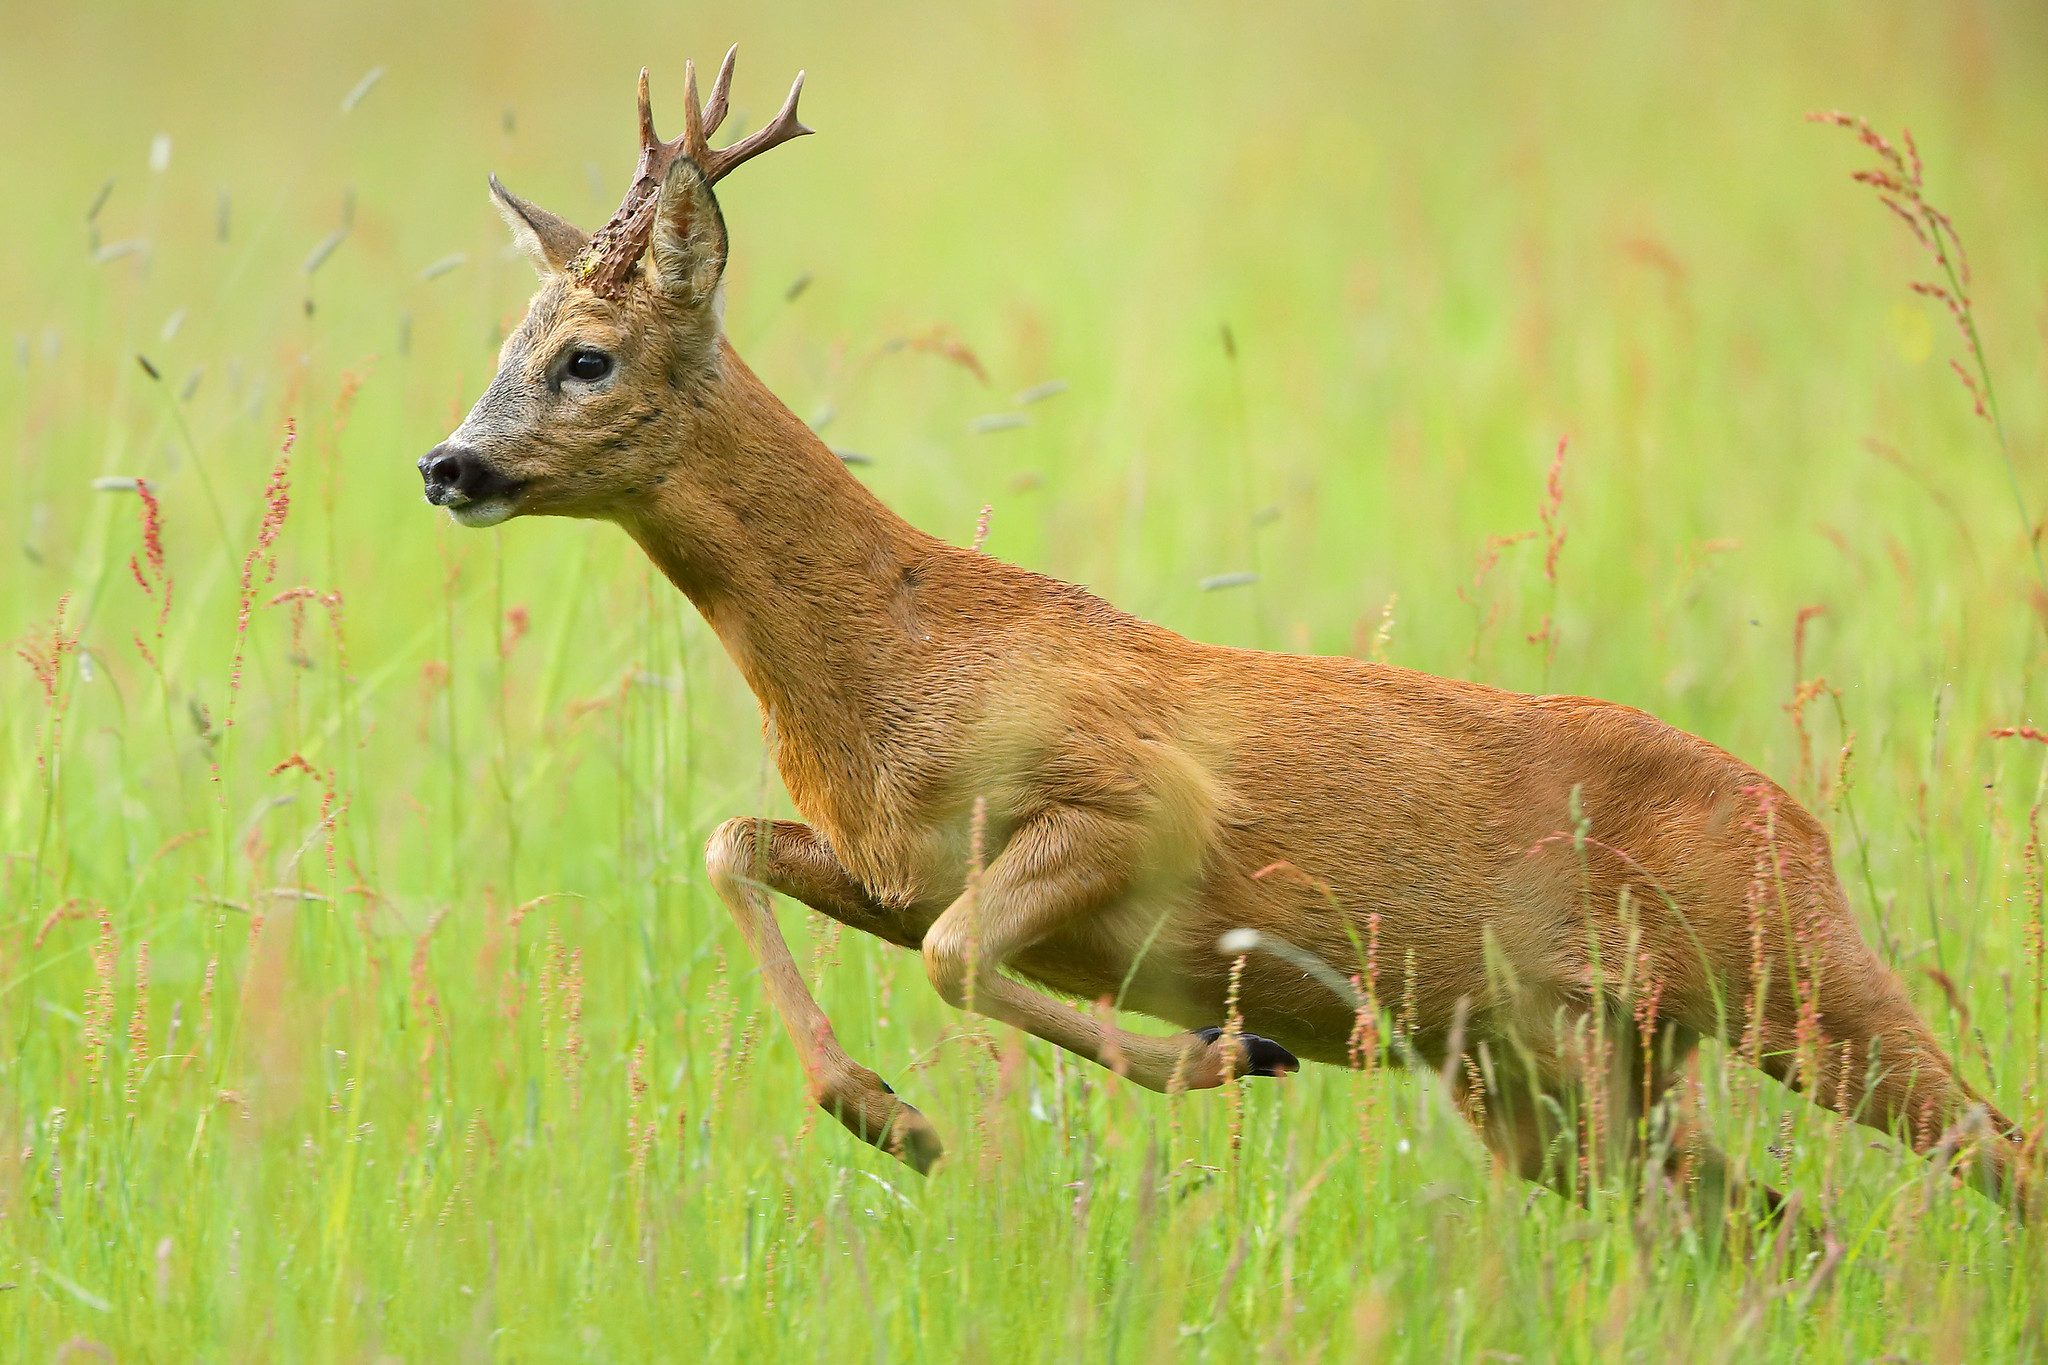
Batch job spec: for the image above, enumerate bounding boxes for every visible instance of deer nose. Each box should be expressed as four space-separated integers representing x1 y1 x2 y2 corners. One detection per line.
418 442 514 506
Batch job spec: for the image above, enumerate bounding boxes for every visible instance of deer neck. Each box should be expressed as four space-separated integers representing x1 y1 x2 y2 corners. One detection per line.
621 341 945 800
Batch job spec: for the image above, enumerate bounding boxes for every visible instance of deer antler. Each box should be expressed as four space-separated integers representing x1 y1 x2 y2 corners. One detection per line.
574 48 812 298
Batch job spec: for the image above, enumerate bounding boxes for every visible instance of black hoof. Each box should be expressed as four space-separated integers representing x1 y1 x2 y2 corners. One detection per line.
1195 1026 1300 1077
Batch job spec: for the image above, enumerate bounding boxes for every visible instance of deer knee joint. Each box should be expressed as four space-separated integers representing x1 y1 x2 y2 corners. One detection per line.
922 928 972 1010
704 815 766 888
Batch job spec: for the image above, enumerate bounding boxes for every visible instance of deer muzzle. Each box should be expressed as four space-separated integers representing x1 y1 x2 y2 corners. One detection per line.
418 442 524 527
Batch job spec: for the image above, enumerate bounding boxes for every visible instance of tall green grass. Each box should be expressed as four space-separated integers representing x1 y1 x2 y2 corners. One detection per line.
4 2 2047 1358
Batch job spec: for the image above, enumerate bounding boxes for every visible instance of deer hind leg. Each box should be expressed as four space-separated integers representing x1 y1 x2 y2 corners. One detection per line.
1743 922 2032 1218
1620 1018 1792 1227
920 805 1296 1093
704 817 943 1174
1463 1014 1784 1223
1454 1048 1579 1192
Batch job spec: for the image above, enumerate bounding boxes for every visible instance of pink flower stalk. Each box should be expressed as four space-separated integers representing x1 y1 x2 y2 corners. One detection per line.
1811 110 2044 599
1990 726 2048 745
268 752 343 877
1537 436 1568 585
129 479 173 671
227 422 295 730
86 908 118 1090
562 947 586 1112
501 604 530 659
17 593 78 781
269 586 350 677
127 941 151 1109
1526 435 1569 667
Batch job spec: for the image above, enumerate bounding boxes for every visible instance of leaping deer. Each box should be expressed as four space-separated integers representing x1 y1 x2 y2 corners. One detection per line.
419 50 2032 1215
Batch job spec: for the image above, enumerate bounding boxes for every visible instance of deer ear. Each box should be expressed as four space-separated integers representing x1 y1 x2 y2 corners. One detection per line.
489 174 586 277
648 155 728 306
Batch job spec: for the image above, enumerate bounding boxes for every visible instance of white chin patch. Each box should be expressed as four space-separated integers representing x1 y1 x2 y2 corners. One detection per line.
448 499 517 528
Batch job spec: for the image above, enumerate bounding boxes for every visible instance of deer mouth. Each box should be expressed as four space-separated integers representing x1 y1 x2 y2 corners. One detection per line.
444 494 522 528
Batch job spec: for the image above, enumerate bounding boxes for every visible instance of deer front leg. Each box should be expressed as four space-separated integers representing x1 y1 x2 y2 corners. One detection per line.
920 806 1297 1092
705 816 943 1174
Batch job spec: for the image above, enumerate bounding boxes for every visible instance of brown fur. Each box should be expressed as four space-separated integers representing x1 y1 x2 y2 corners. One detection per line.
431 92 2033 1215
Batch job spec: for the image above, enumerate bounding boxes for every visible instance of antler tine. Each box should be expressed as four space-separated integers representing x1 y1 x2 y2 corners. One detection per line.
635 68 658 152
699 70 813 184
701 45 738 141
680 59 707 164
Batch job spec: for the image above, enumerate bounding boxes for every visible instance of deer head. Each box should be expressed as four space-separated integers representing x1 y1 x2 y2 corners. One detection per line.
419 49 811 529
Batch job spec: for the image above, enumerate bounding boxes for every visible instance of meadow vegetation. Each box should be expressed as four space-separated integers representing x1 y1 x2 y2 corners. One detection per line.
3 2 2047 1359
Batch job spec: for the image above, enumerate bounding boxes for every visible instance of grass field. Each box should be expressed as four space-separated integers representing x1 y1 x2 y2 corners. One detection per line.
5 2 2048 1359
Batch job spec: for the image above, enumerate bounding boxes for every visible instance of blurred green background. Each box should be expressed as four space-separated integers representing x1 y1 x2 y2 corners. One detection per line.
4 2 2047 1359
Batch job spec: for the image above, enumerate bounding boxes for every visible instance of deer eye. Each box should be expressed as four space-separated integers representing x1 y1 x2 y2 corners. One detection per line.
565 350 612 383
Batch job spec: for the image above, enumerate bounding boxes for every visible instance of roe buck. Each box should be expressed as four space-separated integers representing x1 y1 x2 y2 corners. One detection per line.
419 50 2032 1215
